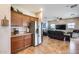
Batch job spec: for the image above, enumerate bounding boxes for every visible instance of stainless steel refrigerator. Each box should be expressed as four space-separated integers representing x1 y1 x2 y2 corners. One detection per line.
29 21 43 46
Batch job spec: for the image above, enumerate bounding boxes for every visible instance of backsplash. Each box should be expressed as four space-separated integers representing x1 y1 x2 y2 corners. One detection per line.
11 26 27 34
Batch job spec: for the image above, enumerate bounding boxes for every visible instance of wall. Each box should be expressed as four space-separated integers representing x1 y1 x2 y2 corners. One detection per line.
48 17 79 32
0 4 11 54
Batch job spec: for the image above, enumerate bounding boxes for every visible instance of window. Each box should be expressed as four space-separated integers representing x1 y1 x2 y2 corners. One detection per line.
67 23 75 28
50 24 55 28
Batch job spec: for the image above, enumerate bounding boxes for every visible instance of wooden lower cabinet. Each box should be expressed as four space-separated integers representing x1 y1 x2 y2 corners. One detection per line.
11 36 24 53
24 35 32 47
11 34 32 54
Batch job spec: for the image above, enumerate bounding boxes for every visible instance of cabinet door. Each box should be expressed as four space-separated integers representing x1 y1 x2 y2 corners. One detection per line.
17 14 23 26
22 15 30 26
30 17 38 22
11 36 24 53
35 18 38 21
11 11 23 26
30 17 34 21
11 11 19 26
24 35 32 47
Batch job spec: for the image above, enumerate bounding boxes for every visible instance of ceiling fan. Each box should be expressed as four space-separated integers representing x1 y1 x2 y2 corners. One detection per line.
66 4 78 8
56 17 63 21
70 4 78 8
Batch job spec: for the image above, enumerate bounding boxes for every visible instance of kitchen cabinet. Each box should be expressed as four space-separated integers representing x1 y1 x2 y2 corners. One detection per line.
31 17 38 21
30 17 35 21
11 10 38 26
11 34 32 54
22 15 30 26
11 11 23 26
11 36 24 53
24 35 32 47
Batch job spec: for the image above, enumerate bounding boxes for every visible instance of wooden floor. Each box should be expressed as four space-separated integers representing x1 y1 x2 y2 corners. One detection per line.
69 37 79 54
17 36 70 54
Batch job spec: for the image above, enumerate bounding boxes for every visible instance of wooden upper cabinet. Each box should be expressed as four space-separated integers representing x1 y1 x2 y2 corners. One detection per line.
11 11 17 26
22 15 30 26
30 17 35 21
11 10 38 26
30 17 38 22
17 14 23 26
11 11 23 26
35 18 38 21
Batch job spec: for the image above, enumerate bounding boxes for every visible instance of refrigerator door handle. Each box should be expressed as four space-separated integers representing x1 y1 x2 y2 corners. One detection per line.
36 28 39 34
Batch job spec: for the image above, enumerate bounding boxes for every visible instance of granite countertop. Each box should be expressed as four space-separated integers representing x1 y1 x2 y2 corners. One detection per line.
11 33 32 37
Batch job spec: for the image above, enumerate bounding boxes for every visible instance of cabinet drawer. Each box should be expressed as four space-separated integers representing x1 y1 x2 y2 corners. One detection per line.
24 35 31 39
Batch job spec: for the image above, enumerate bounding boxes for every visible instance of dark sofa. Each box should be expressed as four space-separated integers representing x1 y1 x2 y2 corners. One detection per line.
48 30 64 40
43 31 48 36
48 30 70 41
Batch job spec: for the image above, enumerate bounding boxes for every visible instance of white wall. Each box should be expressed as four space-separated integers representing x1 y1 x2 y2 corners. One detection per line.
0 4 11 54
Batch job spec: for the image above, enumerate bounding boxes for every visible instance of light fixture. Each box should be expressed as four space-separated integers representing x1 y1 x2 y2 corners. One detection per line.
66 4 78 8
59 18 62 20
71 4 78 8
57 19 59 21
40 8 43 11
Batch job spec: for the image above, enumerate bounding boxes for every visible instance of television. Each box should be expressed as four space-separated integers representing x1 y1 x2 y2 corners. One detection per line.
56 24 66 30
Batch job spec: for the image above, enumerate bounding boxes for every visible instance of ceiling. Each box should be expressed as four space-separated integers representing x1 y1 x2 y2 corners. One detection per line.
12 4 79 21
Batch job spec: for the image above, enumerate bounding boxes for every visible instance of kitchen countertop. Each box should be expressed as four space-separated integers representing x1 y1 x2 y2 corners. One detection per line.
11 33 32 37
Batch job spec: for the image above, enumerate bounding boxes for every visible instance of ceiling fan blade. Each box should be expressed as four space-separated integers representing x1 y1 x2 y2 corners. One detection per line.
71 4 78 8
